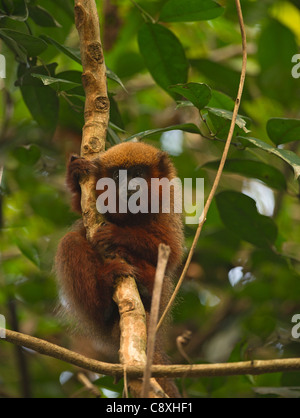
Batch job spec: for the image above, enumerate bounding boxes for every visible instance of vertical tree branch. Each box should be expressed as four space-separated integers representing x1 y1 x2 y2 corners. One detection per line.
74 0 109 239
113 276 165 398
74 0 157 397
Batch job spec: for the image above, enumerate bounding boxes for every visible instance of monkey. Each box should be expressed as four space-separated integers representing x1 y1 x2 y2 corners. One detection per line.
55 142 184 397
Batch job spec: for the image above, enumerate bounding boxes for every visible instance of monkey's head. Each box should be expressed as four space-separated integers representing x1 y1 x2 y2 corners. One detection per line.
94 142 177 224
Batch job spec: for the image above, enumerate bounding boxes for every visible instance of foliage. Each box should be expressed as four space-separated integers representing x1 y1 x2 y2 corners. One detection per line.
0 0 300 398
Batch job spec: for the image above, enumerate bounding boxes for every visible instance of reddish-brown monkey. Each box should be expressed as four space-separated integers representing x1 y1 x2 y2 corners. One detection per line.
55 142 184 397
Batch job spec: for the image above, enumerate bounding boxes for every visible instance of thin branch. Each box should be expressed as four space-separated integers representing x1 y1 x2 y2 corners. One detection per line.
157 0 248 331
76 372 102 398
2 329 300 378
142 244 170 398
176 330 192 364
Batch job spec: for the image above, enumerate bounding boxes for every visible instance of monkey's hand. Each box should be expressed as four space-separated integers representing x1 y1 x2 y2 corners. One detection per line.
67 155 99 193
90 221 121 257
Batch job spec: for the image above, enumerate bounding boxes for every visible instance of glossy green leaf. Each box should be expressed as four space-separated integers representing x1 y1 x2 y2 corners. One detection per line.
0 0 28 21
205 107 251 140
31 74 81 92
138 23 189 96
125 123 201 142
239 136 300 179
15 237 41 268
216 191 278 248
18 64 59 132
40 35 81 64
0 29 48 56
257 19 298 105
207 108 250 131
170 83 211 110
267 118 300 146
191 58 249 99
28 5 61 27
160 0 224 22
208 90 235 111
202 159 287 190
0 30 27 62
106 68 127 91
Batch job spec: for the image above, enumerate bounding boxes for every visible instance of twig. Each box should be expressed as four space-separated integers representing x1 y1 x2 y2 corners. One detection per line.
2 329 300 378
142 244 170 398
176 331 192 364
76 372 102 398
157 0 248 331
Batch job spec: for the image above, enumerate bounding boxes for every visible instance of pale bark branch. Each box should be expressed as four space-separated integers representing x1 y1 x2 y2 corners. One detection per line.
142 244 170 398
74 0 109 239
2 329 300 379
113 276 147 398
74 0 149 397
113 276 166 398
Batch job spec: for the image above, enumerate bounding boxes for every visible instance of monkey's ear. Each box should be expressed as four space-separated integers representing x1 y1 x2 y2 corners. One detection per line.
157 151 174 178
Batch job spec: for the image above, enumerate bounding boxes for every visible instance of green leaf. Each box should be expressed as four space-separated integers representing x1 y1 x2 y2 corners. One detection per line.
191 59 250 99
28 5 61 27
257 19 298 105
138 23 189 97
170 83 212 110
267 118 300 146
109 93 124 130
0 30 27 62
40 35 81 64
207 108 250 131
208 90 235 111
239 136 300 179
15 237 40 268
0 29 48 56
18 63 59 133
216 191 278 249
31 74 81 92
0 0 28 21
13 144 41 166
205 107 251 140
160 0 224 22
125 123 201 142
106 68 127 91
202 159 287 190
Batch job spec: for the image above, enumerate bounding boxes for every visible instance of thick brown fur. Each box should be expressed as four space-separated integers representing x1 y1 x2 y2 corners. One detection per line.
55 142 184 397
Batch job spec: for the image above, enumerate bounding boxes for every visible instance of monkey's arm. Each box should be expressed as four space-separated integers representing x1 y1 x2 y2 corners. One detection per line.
92 222 182 270
66 156 100 213
55 228 135 327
